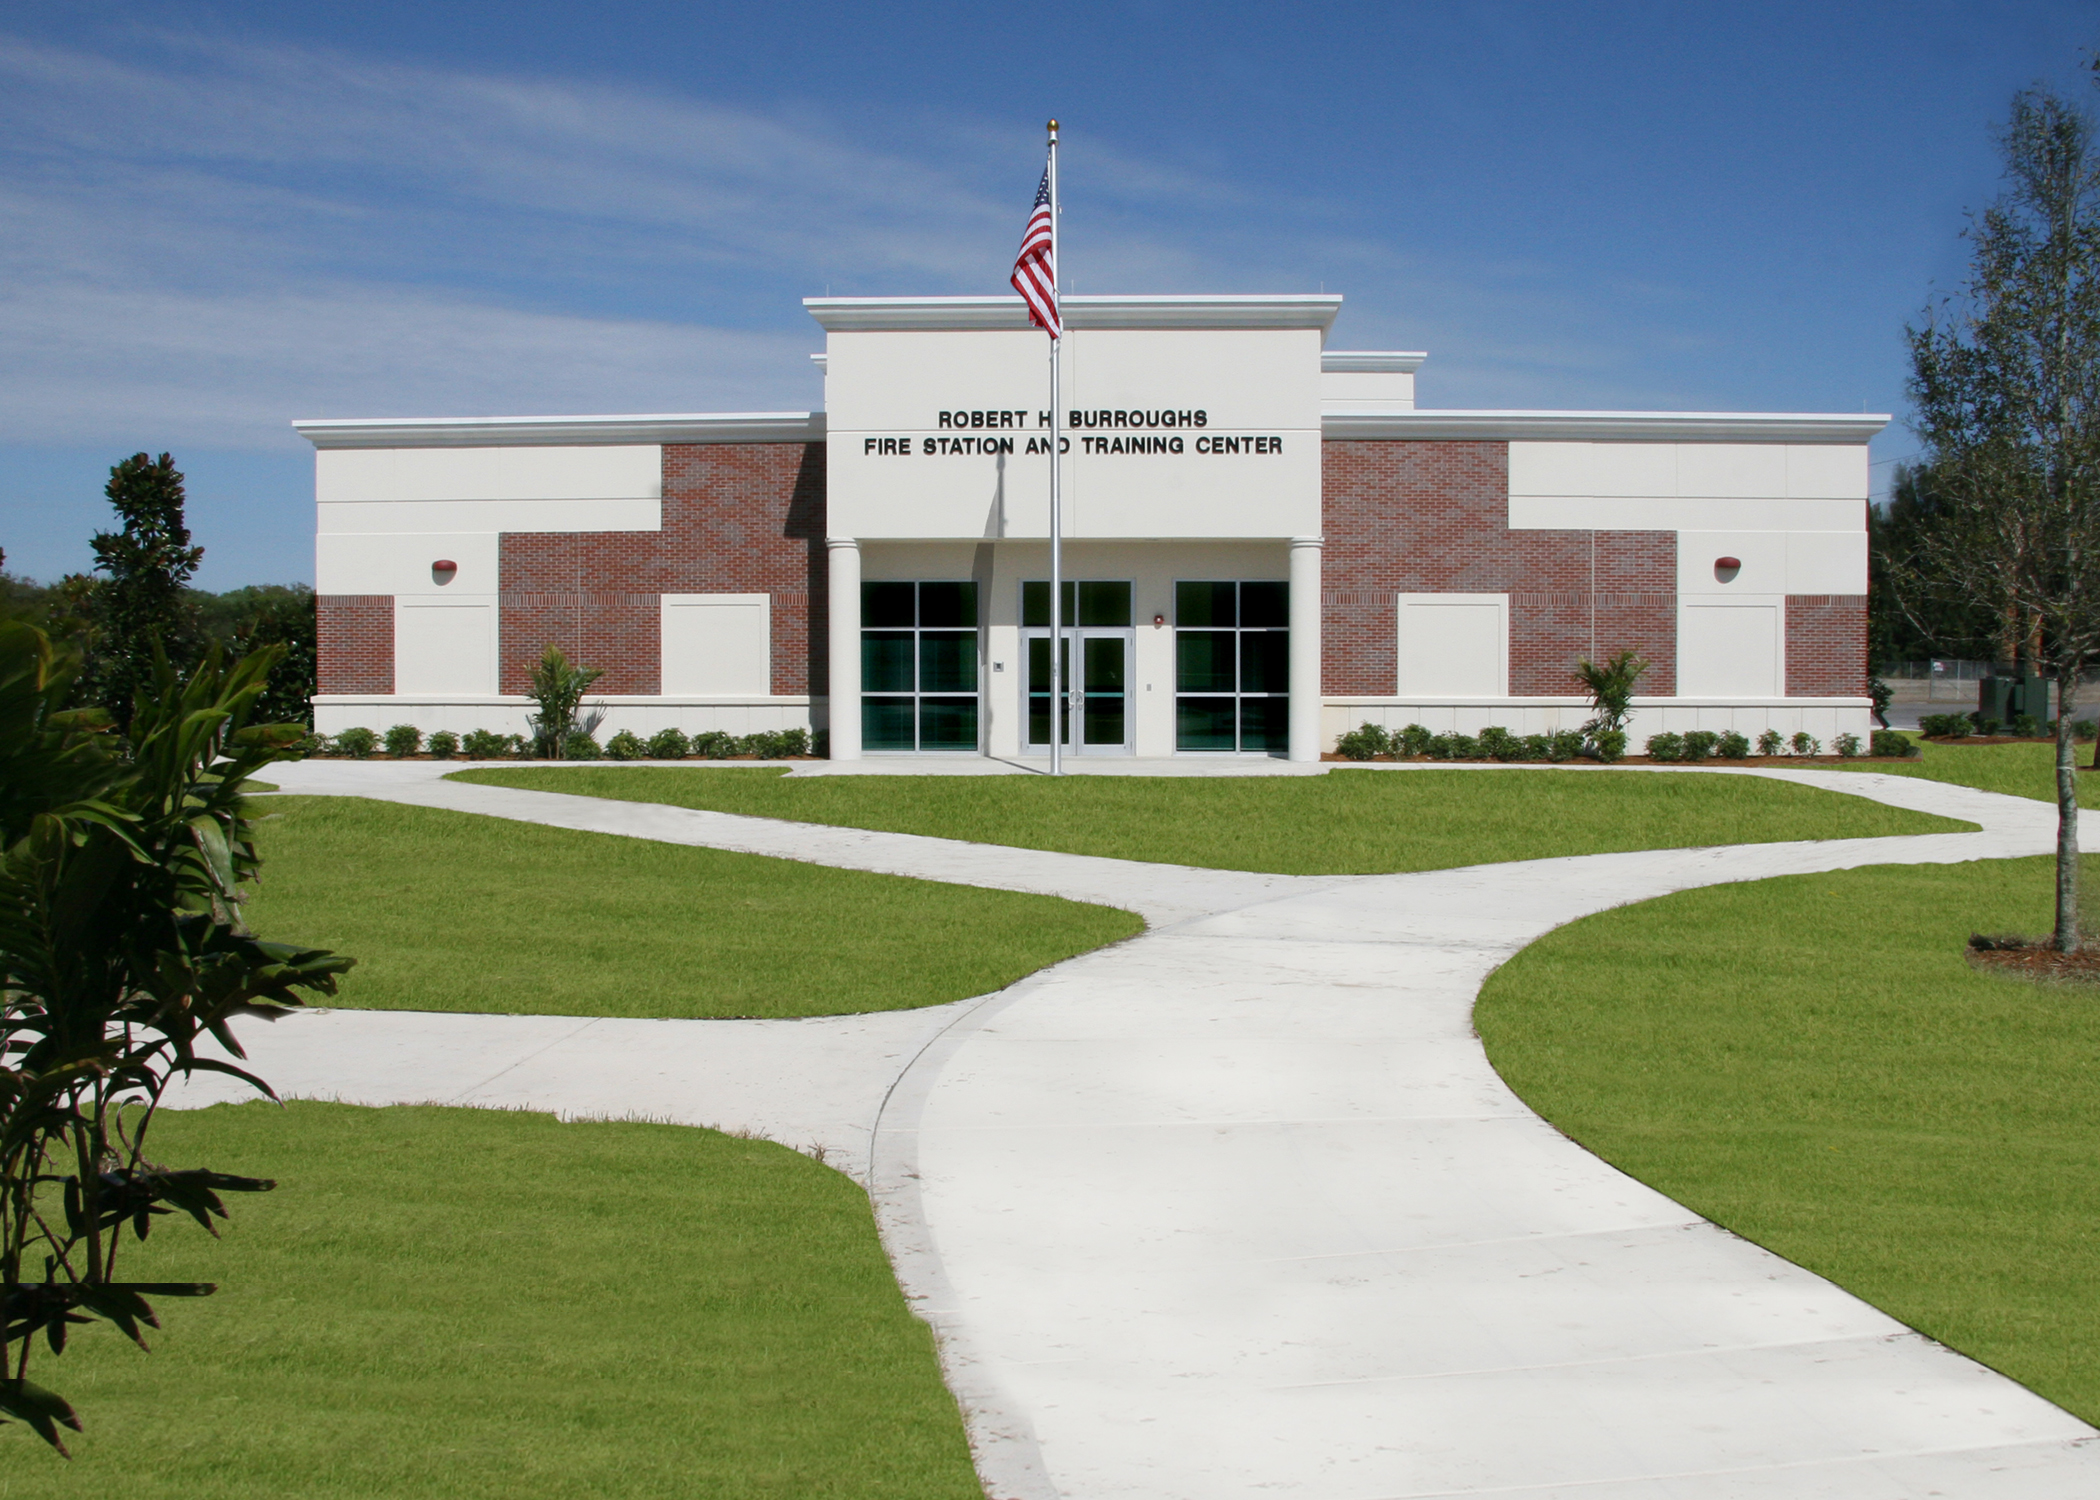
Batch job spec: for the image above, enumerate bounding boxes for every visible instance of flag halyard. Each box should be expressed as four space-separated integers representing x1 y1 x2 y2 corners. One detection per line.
1012 167 1059 338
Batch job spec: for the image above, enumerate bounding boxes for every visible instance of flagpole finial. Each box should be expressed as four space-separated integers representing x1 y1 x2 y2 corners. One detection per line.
1047 119 1059 138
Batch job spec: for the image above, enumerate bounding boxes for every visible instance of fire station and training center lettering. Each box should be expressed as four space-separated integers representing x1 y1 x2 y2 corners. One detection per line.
301 292 1880 761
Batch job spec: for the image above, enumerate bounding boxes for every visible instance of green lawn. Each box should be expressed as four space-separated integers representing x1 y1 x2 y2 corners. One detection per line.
1836 735 2100 808
13 1102 980 1499
243 796 1140 1018
1476 853 2100 1421
449 767 1971 876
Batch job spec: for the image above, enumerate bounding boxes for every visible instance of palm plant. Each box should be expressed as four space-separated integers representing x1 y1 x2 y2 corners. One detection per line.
0 624 350 1454
524 646 604 760
1575 649 1649 742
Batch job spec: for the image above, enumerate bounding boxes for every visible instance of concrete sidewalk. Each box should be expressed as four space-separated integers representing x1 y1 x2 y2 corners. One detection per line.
193 759 2099 1497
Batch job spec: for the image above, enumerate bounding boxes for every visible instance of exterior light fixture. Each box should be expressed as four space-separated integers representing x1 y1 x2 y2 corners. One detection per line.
1153 613 1166 627
1714 556 1741 583
432 559 458 583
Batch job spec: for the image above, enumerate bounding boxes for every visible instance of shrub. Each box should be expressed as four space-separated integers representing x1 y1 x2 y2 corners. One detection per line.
646 727 691 760
1681 729 1720 763
1428 732 1478 760
1755 728 1784 756
383 723 422 758
1547 729 1584 763
427 730 459 760
1575 649 1648 739
603 729 647 761
812 728 831 758
563 731 602 760
298 731 332 758
334 725 377 759
1715 730 1751 759
460 728 509 760
1476 726 1522 761
2078 720 2099 741
1918 713 1971 738
2011 713 2045 738
743 727 813 760
1870 729 1919 758
1335 723 1389 761
691 730 738 759
1396 723 1433 757
1790 731 1821 756
1645 731 1685 762
1520 733 1552 762
525 645 604 759
1833 732 1864 758
1589 729 1627 763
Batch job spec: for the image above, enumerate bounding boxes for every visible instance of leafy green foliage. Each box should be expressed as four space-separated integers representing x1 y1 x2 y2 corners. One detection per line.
561 732 602 761
1575 649 1648 748
1644 732 1685 762
1589 729 1627 763
525 647 603 760
1790 731 1821 756
381 725 421 759
331 727 375 759
1756 729 1786 756
602 730 647 761
0 624 349 1453
645 728 690 760
1333 724 1389 761
425 731 458 761
84 456 203 728
1870 730 1921 758
1834 732 1865 757
1680 730 1719 763
459 729 511 760
1919 713 1973 738
1716 731 1752 759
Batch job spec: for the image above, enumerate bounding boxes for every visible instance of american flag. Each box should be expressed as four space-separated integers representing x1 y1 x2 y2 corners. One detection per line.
1011 166 1059 338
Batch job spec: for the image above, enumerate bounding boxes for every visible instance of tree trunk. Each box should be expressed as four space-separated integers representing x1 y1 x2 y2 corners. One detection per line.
2056 667 2082 951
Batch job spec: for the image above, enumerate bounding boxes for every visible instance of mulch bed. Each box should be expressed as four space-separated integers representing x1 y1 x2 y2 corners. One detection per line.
1968 935 2100 983
1321 754 1920 766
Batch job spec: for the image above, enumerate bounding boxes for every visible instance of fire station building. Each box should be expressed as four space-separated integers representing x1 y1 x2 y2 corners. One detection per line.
301 294 1882 758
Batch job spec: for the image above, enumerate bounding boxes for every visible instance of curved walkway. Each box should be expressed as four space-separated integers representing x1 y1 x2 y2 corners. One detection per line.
187 761 2100 1497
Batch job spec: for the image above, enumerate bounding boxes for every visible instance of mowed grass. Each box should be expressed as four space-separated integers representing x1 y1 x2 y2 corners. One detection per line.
1836 735 2100 808
242 796 1140 1018
450 767 1970 876
1476 854 2100 1420
12 1102 980 1500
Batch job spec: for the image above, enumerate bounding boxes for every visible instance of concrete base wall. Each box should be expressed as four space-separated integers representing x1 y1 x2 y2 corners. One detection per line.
1323 697 1875 748
313 696 817 740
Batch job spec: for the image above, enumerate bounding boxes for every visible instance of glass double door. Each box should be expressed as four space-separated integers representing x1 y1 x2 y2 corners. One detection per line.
1024 629 1132 753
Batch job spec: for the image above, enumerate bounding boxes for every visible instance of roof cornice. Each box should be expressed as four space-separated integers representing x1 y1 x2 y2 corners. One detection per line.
1322 409 1891 443
293 412 825 449
803 294 1343 335
1322 351 1428 374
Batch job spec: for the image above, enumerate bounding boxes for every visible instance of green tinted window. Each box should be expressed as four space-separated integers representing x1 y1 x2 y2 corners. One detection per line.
1240 581 1289 627
1078 581 1132 627
919 632 978 693
1022 580 1078 628
862 632 914 693
862 582 915 628
1176 581 1235 627
1176 632 1235 693
917 581 977 628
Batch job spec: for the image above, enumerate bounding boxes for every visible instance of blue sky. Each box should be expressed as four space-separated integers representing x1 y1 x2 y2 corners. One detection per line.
0 0 2093 588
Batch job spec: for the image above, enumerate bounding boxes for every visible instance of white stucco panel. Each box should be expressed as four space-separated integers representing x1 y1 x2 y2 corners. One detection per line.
1673 444 1789 499
318 445 662 504
316 498 660 534
1508 497 1865 533
1395 593 1508 697
661 594 771 695
1510 442 1868 503
1786 444 1870 499
1786 530 1869 594
1678 598 1784 696
1677 533 1787 595
318 532 499 595
394 600 497 695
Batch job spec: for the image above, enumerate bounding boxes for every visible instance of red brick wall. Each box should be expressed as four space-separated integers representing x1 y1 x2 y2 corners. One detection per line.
1322 440 1678 696
497 442 826 695
317 595 393 693
1786 595 1867 696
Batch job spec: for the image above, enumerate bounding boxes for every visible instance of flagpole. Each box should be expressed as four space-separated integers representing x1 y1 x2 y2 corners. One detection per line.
1046 118 1063 777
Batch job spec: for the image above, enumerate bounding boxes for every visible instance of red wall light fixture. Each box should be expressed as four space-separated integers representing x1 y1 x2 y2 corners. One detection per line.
1153 613 1167 628
1714 556 1741 583
432 559 458 583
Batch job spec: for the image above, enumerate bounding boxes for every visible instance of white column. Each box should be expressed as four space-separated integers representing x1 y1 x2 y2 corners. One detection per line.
827 538 861 761
1288 537 1323 762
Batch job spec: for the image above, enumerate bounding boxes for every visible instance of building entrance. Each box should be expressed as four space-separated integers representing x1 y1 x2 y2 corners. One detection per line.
1023 629 1133 754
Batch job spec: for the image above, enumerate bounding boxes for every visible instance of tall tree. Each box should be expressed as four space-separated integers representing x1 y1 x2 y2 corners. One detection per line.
1904 73 2100 951
88 454 202 726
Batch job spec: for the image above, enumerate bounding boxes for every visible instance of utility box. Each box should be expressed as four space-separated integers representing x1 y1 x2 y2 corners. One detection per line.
1979 674 2050 725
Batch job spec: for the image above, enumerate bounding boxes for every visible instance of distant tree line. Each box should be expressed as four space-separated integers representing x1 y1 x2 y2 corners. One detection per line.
1 453 315 726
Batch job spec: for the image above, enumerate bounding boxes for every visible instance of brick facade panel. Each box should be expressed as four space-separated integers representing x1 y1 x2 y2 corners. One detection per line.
1321 440 1678 696
497 442 826 695
317 595 393 694
1786 594 1867 696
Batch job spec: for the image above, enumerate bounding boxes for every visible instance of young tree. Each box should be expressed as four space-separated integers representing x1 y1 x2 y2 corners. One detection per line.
1904 74 2100 950
88 454 203 726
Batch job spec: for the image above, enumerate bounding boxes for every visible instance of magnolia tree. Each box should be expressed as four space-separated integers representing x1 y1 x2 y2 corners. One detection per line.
0 625 349 1453
1904 75 2100 951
